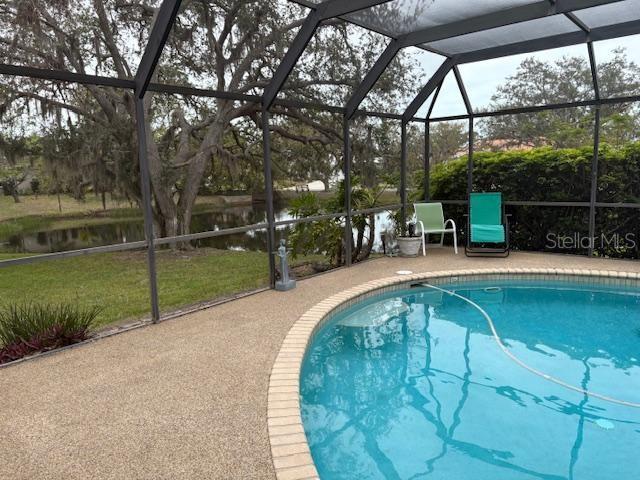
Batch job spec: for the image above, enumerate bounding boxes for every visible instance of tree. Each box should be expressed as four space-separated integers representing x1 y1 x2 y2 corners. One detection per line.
0 1 418 240
0 132 35 203
429 121 467 165
484 49 640 149
0 176 22 202
30 177 40 196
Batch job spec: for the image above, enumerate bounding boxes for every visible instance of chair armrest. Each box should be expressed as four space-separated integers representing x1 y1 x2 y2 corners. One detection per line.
444 218 456 229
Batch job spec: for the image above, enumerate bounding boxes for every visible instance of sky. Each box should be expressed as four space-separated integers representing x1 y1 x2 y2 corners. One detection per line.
409 34 640 119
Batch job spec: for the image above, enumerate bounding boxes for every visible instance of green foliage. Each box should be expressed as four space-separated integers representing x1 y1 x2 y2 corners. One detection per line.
484 50 640 149
412 142 640 258
0 176 19 197
431 146 594 202
388 206 417 238
288 192 344 265
429 122 468 165
0 216 53 241
30 177 40 195
288 178 388 266
0 303 101 363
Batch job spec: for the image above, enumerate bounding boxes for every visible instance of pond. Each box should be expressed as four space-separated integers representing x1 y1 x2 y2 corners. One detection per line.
1 204 395 255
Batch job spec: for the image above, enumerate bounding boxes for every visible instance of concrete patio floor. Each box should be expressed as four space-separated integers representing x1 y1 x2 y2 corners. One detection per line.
2 250 640 480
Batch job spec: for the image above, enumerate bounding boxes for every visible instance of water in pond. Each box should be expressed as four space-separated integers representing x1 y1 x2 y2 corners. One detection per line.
301 280 640 480
2 204 394 254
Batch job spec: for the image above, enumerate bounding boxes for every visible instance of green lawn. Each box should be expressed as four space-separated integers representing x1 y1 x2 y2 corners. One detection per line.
0 194 130 222
0 249 270 328
0 194 249 241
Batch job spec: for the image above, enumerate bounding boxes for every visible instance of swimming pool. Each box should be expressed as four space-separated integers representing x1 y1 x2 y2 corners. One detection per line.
300 278 640 479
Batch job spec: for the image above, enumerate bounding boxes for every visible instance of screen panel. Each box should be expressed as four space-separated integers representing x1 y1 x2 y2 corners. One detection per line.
0 0 159 78
457 44 593 112
574 0 640 29
345 0 538 38
361 48 446 115
426 16 580 56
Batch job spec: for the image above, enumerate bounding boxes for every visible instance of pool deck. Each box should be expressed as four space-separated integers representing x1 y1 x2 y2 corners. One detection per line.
2 250 640 480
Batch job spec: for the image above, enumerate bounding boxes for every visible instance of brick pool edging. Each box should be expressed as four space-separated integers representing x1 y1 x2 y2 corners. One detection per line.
266 267 640 480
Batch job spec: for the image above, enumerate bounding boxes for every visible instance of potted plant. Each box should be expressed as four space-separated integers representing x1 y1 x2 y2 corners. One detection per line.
391 209 422 257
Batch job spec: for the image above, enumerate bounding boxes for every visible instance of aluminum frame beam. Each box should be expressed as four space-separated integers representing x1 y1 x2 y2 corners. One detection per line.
400 121 408 226
343 0 622 119
0 63 135 88
133 0 182 321
588 42 600 100
399 0 621 48
135 0 182 96
263 0 392 109
424 122 430 202
345 40 401 119
426 81 444 120
403 59 454 123
589 107 601 257
565 12 591 33
467 118 474 199
453 66 473 116
428 93 640 123
261 109 277 287
457 19 640 65
343 116 353 267
135 97 161 322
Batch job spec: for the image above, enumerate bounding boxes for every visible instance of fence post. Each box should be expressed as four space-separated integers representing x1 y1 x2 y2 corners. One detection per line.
467 117 474 198
343 116 352 267
262 108 277 287
135 97 161 323
424 121 430 202
401 120 408 224
589 107 601 257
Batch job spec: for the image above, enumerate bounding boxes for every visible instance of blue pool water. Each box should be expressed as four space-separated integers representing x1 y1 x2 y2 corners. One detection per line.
300 280 640 480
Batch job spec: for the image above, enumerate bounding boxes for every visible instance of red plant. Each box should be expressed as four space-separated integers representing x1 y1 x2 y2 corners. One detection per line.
0 324 90 364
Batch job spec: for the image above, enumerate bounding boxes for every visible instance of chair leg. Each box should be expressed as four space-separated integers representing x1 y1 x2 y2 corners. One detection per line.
418 221 426 256
453 230 458 254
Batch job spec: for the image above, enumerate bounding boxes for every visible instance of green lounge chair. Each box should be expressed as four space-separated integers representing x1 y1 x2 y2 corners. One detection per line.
414 202 459 256
465 192 510 257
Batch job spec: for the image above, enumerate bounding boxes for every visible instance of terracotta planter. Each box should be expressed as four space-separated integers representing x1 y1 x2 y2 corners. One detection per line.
397 236 422 257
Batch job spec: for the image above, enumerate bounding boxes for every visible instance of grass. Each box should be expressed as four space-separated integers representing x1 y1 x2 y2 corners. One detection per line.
0 248 271 328
0 195 124 222
0 194 252 223
0 194 255 241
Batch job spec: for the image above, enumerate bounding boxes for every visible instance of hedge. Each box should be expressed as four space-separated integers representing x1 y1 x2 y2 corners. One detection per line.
411 143 640 258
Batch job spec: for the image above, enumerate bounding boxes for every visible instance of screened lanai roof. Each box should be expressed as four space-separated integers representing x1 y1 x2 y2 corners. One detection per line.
291 0 640 58
275 0 640 123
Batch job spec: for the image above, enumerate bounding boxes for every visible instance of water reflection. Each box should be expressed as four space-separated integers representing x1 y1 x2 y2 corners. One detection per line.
301 284 640 480
3 204 395 254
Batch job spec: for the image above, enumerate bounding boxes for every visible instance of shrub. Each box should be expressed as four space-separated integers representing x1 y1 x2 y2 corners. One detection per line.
0 303 101 364
410 143 640 259
288 178 386 267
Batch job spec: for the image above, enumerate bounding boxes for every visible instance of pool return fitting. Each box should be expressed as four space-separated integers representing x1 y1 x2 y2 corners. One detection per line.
414 282 640 409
